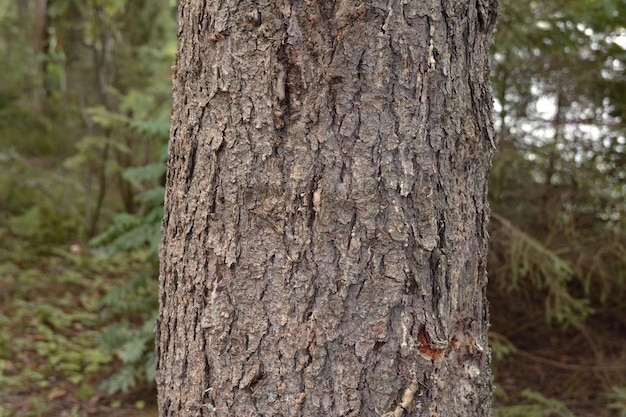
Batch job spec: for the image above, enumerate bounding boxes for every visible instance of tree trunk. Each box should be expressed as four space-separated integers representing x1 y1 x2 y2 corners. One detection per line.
157 1 499 416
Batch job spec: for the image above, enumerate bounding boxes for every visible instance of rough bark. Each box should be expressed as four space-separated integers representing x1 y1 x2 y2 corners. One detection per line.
157 1 499 416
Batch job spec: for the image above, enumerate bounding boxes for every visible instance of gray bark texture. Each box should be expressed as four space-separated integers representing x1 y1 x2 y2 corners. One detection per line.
157 0 499 416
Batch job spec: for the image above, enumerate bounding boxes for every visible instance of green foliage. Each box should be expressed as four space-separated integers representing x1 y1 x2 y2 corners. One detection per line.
495 404 546 417
491 214 594 327
0 237 158 414
489 332 518 361
0 108 59 156
91 153 166 256
521 390 578 417
90 131 166 395
489 0 626 413
0 150 84 247
0 0 171 413
607 386 626 417
93 154 164 393
0 248 149 403
99 312 158 395
62 87 171 236
496 390 578 417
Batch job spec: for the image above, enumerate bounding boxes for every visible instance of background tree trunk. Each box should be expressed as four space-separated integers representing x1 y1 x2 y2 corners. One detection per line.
157 1 499 416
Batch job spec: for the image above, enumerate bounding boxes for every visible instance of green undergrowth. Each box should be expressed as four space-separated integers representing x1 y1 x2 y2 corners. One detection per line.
0 241 156 415
0 159 158 416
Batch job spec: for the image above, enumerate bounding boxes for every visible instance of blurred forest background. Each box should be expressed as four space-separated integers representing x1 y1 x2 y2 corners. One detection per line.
0 0 624 416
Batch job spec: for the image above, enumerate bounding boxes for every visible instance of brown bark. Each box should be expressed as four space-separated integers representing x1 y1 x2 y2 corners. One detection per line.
157 1 499 416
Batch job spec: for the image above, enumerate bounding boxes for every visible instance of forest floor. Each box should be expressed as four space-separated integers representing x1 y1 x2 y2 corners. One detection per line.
490 295 626 417
0 242 158 417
